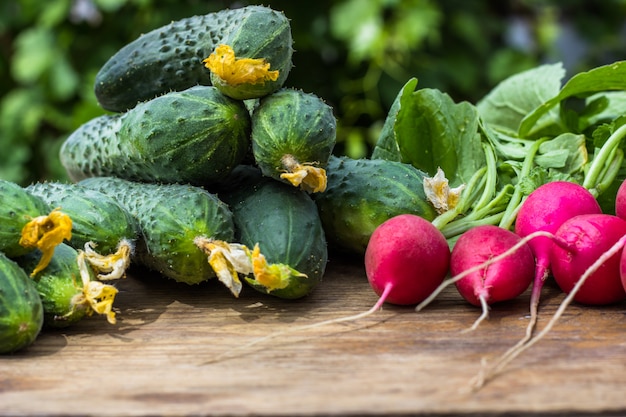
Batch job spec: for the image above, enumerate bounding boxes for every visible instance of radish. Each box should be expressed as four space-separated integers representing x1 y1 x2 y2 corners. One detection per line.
450 225 535 330
364 214 451 306
416 225 538 330
472 212 626 389
550 213 626 305
513 181 602 334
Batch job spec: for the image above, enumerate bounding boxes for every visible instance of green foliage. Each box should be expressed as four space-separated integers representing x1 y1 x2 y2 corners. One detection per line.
3 0 626 184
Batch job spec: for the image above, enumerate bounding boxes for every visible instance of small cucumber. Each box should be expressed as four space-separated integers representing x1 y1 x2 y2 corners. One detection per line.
217 165 328 299
0 252 43 354
27 182 139 255
79 177 240 291
0 179 52 258
314 156 438 255
16 244 117 327
250 88 336 193
95 5 293 111
60 86 251 186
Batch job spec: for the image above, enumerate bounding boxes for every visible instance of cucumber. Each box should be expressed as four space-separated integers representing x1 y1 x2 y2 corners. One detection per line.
251 88 336 193
0 179 52 258
79 177 241 292
314 156 438 255
16 244 117 327
95 5 293 112
0 252 43 353
60 86 251 186
27 182 139 254
217 165 328 299
27 182 139 280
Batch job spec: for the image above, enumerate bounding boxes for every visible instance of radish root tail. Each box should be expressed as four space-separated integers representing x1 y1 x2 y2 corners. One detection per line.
469 233 626 390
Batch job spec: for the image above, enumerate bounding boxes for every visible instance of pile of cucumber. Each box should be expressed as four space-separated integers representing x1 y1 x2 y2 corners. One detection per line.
1 5 437 354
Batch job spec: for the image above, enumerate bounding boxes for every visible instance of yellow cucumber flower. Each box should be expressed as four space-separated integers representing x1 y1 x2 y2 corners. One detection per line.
423 167 465 214
203 44 279 86
249 244 306 292
83 239 133 280
19 208 72 276
279 154 327 193
70 251 119 324
194 237 254 297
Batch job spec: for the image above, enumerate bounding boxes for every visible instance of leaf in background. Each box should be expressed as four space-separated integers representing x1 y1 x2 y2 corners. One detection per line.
11 27 56 84
477 62 565 135
370 78 416 161
393 84 483 187
519 61 626 137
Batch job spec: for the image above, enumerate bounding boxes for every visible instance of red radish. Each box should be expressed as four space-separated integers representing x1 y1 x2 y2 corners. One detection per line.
365 214 450 306
550 213 626 305
450 225 535 329
472 213 626 390
513 181 601 331
615 179 626 220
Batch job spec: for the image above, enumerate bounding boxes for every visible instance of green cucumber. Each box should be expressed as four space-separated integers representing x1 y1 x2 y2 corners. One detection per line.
95 5 293 111
0 252 43 353
16 244 115 328
314 156 438 255
0 179 52 258
251 88 336 193
27 182 139 255
217 165 327 299
79 177 239 291
60 86 251 186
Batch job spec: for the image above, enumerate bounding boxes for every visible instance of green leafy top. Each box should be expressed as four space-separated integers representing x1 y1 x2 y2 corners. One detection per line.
372 60 626 240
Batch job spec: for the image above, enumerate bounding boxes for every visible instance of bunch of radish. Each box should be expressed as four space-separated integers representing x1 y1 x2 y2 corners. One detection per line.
363 180 626 389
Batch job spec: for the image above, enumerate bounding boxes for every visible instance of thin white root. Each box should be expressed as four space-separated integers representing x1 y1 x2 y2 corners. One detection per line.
201 283 394 365
462 294 490 333
470 233 626 390
416 230 556 312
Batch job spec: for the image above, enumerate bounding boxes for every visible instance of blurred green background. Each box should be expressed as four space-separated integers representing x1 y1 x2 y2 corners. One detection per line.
2 0 626 185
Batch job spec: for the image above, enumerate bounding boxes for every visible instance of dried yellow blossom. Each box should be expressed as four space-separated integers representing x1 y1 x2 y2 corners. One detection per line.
249 244 306 292
71 251 119 324
423 167 465 214
194 237 253 297
203 44 279 86
19 208 72 276
83 239 133 280
279 154 327 193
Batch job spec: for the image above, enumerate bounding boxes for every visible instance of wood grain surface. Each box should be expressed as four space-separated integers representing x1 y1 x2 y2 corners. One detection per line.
1 255 625 416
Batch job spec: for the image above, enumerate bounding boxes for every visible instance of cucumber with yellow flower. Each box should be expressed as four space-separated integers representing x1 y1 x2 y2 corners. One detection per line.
27 181 140 280
16 243 119 328
0 179 72 276
215 165 328 299
95 5 293 111
250 88 337 194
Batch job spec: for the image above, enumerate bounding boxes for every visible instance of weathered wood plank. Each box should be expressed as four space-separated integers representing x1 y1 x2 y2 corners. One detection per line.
1 257 625 416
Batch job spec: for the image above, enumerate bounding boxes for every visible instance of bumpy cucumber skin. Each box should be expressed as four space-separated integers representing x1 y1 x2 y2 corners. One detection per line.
218 166 327 299
95 5 293 112
251 88 336 182
0 252 43 353
27 182 139 254
80 177 235 285
0 180 51 258
314 156 438 255
16 244 92 328
60 86 251 186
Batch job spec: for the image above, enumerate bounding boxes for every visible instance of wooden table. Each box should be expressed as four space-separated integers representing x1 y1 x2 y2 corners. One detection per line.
1 255 625 416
